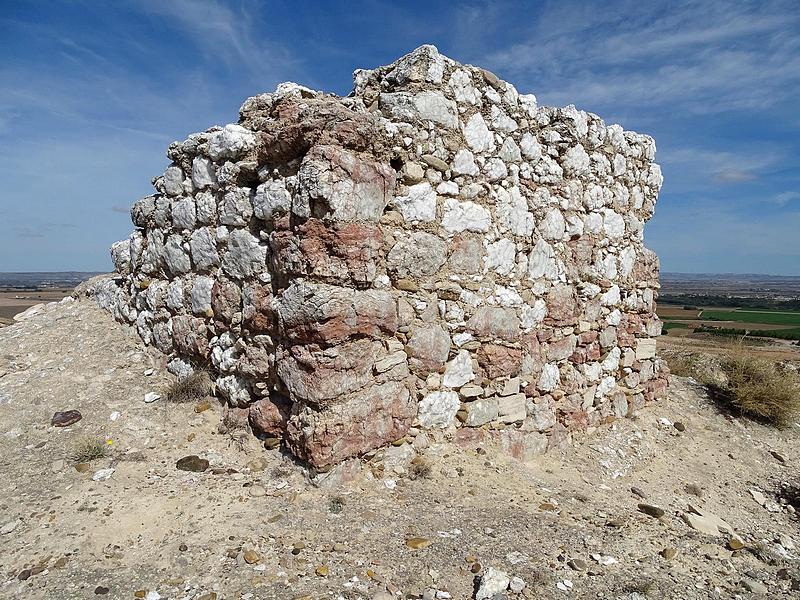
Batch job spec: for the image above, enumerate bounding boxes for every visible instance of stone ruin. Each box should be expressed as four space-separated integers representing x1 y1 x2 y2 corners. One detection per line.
96 46 668 469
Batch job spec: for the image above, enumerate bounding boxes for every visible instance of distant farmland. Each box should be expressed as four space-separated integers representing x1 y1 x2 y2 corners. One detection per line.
700 309 800 326
657 303 800 341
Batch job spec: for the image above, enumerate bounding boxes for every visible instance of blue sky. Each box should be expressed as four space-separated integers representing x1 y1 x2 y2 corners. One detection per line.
1 0 798 274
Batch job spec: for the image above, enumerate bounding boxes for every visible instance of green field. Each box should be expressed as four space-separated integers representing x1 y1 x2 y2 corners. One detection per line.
657 304 800 342
700 309 800 326
662 322 689 331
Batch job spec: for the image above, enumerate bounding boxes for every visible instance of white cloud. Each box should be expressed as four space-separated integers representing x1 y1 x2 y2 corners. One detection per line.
482 0 800 116
773 191 800 206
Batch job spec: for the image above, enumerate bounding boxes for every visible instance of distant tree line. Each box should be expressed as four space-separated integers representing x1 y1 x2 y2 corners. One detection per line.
658 294 800 311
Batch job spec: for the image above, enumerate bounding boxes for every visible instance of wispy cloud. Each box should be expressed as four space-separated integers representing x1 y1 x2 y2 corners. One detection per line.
133 0 300 81
773 191 800 206
483 0 800 117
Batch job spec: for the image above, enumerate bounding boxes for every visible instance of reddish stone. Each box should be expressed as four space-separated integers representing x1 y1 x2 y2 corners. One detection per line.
476 344 522 379
249 395 291 435
270 219 383 284
579 331 598 344
558 393 584 413
248 98 388 164
569 346 589 364
51 410 82 427
561 409 589 432
495 429 548 461
617 330 635 347
547 335 577 362
242 282 275 333
238 343 273 380
211 278 241 326
284 380 415 468
277 282 398 345
643 377 668 402
466 307 520 341
520 333 541 356
277 339 395 406
547 422 572 451
448 233 483 274
454 427 487 448
544 284 579 326
171 315 210 357
406 324 450 374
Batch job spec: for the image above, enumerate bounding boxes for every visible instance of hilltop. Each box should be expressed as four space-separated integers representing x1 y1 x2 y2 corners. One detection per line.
0 295 798 599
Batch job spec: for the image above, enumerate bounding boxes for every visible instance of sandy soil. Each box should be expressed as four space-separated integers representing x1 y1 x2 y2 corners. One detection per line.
0 298 798 599
659 334 800 362
0 289 73 325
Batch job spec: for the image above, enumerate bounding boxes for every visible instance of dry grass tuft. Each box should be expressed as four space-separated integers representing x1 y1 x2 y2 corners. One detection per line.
166 371 211 404
70 436 109 463
664 352 702 378
329 496 346 514
711 344 800 428
409 458 432 480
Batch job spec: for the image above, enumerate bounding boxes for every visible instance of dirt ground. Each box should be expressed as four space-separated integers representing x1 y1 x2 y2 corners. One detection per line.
658 333 800 363
0 289 73 326
0 298 798 599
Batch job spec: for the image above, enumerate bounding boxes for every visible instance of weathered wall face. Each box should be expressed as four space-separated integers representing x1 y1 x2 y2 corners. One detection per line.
97 45 668 468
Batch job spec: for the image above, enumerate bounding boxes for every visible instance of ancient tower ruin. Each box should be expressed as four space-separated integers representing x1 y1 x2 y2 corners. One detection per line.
97 46 668 468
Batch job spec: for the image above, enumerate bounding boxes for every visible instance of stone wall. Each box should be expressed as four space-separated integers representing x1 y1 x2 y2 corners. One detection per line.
96 46 668 468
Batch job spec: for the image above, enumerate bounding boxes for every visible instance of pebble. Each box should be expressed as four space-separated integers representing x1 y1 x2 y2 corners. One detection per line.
144 392 161 403
176 455 209 472
249 485 266 497
568 558 588 571
770 450 786 463
509 576 526 592
476 567 510 600
740 578 767 595
91 468 115 481
661 547 678 560
1 520 19 535
315 565 329 577
243 550 260 564
51 410 82 427
247 458 268 472
631 486 647 499
94 586 110 595
728 536 746 551
591 553 617 565
673 421 686 432
194 400 211 413
406 537 433 550
264 437 281 450
638 503 665 518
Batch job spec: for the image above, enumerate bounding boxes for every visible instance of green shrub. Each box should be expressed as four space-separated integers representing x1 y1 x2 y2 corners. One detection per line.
70 436 109 463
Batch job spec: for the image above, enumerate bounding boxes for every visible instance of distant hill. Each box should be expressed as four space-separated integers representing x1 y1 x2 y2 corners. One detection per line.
0 272 104 289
